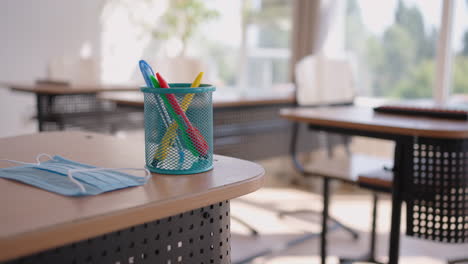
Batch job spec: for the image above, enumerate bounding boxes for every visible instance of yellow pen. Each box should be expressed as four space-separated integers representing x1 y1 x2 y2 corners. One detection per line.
154 72 204 161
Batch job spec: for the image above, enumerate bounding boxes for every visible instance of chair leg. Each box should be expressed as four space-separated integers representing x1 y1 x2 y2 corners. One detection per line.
279 209 359 240
231 215 259 236
321 178 330 264
342 135 352 156
339 193 384 264
448 258 468 264
288 123 360 240
369 193 379 261
324 133 335 159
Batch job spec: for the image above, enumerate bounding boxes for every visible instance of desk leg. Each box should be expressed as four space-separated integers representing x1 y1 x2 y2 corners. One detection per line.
388 142 405 264
291 122 329 264
321 178 330 264
36 94 45 132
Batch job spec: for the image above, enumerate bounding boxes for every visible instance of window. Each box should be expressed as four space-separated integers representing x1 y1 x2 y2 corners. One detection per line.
345 0 442 99
450 0 468 101
197 0 292 96
101 0 293 98
242 0 292 95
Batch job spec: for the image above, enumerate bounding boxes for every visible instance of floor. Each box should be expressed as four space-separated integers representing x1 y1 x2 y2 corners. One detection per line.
230 187 467 264
229 139 467 264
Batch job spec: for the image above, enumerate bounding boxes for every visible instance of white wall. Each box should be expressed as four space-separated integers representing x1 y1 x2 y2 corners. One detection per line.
0 0 104 137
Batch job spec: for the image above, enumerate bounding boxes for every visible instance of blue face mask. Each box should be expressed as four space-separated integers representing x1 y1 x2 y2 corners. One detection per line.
0 154 151 196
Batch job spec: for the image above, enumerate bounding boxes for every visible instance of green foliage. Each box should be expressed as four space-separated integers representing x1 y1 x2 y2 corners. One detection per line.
365 36 385 71
453 56 468 94
203 42 237 86
382 25 416 80
244 0 290 25
388 56 468 98
244 0 291 49
345 0 454 98
345 0 468 98
257 24 290 48
395 0 429 60
391 60 434 98
462 31 468 56
345 0 366 53
152 0 219 56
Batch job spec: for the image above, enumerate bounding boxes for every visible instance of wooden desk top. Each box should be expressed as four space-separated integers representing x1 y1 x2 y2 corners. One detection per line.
6 83 138 95
0 132 264 261
280 106 468 139
98 91 295 108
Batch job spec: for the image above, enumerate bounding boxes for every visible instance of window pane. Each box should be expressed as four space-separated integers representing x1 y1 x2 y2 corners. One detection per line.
189 0 292 97
241 0 292 95
450 0 468 101
100 0 292 97
195 0 242 93
345 0 441 99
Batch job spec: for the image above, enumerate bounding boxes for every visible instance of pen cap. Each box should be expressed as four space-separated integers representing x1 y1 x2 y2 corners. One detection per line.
141 83 215 174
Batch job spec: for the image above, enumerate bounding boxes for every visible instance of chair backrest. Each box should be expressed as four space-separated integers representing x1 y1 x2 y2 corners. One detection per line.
48 56 100 86
405 137 468 243
295 54 354 106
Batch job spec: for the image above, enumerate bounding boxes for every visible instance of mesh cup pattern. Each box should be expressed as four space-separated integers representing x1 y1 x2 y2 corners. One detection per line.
142 84 214 174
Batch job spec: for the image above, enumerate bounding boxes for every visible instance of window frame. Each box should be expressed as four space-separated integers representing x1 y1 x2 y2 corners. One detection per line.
434 0 455 104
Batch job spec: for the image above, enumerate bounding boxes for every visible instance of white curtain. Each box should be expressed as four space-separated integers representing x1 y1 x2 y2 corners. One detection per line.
290 0 343 81
290 0 320 81
291 0 353 106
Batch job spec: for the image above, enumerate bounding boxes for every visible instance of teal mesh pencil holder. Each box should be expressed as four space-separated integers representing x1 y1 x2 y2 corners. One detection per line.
141 83 215 174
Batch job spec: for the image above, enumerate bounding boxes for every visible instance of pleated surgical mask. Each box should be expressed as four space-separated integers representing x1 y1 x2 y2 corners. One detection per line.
0 154 151 196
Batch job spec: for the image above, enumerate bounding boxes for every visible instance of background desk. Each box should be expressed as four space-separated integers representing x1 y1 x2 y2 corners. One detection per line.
0 131 264 264
7 83 335 161
100 92 331 161
280 106 468 264
6 83 139 132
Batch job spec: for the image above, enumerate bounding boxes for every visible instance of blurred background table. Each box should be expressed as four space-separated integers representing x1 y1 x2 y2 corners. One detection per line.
99 91 328 161
5 82 139 132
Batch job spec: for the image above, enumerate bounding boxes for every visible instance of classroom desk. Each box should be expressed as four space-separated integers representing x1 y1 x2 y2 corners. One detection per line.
6 82 324 160
5 83 139 131
280 106 468 264
98 91 296 109
8 83 138 94
0 131 265 264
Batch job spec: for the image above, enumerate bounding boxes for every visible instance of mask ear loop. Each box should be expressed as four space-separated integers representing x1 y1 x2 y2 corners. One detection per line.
68 167 152 194
0 153 54 166
36 153 54 164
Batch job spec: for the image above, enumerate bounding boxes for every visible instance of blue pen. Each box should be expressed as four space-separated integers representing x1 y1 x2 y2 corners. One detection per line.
139 60 171 127
138 60 185 167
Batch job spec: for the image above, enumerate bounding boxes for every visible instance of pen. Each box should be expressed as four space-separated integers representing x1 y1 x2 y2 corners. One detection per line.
139 61 171 130
138 60 184 165
156 72 209 157
154 72 204 161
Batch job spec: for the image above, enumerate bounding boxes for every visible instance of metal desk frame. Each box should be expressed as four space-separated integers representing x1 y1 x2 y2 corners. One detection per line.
289 120 413 264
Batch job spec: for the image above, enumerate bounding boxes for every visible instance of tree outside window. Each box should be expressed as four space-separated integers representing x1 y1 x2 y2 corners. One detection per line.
345 0 441 99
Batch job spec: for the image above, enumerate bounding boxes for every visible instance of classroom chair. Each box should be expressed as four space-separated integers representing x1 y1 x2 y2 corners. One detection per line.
282 54 394 264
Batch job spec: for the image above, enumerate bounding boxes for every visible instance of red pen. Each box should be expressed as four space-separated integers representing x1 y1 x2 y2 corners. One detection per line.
156 72 209 156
